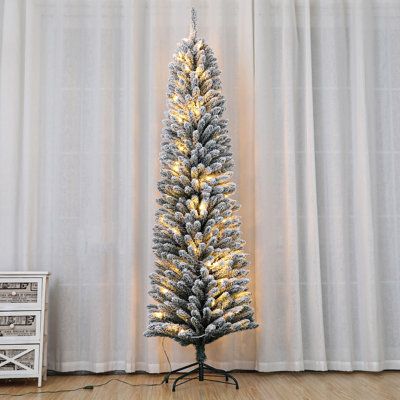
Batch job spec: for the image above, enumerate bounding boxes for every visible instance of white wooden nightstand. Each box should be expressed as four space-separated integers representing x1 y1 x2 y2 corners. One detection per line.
0 272 50 387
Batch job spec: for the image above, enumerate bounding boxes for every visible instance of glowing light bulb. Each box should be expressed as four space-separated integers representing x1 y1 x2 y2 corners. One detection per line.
153 312 164 319
187 200 195 210
234 292 248 299
176 142 187 153
171 227 180 235
172 161 180 174
199 201 207 213
187 101 201 117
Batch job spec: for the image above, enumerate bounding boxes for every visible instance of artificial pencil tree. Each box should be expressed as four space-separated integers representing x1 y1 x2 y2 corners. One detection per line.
144 8 258 391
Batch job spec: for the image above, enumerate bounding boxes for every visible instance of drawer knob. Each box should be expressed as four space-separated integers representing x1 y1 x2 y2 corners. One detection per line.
9 324 15 329
11 291 17 296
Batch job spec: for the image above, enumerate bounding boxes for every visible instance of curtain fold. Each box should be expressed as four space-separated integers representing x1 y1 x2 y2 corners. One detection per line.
0 0 399 372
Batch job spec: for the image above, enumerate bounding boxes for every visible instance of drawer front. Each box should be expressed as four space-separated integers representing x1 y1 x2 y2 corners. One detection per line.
0 344 39 378
0 311 41 343
0 278 42 310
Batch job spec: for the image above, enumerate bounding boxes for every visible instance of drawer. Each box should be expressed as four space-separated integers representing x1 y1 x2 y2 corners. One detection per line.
0 278 42 310
0 311 41 343
0 344 39 378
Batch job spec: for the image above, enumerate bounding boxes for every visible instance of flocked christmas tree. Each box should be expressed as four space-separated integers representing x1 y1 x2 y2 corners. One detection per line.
144 9 257 389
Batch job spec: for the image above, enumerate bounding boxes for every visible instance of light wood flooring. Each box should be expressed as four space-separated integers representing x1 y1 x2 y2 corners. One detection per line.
1 371 400 399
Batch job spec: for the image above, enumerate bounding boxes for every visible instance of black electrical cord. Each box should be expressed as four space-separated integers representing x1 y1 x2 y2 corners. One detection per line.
0 338 172 397
0 378 164 397
162 336 172 372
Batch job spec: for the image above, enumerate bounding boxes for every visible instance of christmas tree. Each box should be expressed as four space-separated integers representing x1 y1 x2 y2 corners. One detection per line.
144 9 257 388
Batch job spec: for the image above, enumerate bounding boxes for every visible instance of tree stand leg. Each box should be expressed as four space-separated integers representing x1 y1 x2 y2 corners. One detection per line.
162 361 198 384
163 343 240 391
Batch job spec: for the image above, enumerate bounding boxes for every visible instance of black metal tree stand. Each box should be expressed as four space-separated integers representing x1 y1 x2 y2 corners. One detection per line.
163 343 239 391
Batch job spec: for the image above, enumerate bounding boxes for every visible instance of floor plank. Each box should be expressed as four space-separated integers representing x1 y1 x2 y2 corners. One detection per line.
0 371 399 399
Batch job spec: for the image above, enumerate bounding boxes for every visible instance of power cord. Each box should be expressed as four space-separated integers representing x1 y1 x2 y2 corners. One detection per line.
0 338 172 397
161 336 172 372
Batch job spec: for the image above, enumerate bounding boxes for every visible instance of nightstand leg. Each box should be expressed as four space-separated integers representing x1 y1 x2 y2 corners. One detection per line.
38 375 42 387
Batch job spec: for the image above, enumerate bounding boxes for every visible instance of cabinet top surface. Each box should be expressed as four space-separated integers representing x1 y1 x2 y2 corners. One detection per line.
0 271 50 276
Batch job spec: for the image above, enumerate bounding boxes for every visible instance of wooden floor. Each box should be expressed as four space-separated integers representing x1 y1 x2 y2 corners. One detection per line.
1 371 400 399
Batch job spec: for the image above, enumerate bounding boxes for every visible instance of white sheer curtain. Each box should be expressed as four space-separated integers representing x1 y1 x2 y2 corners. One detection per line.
0 0 399 373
